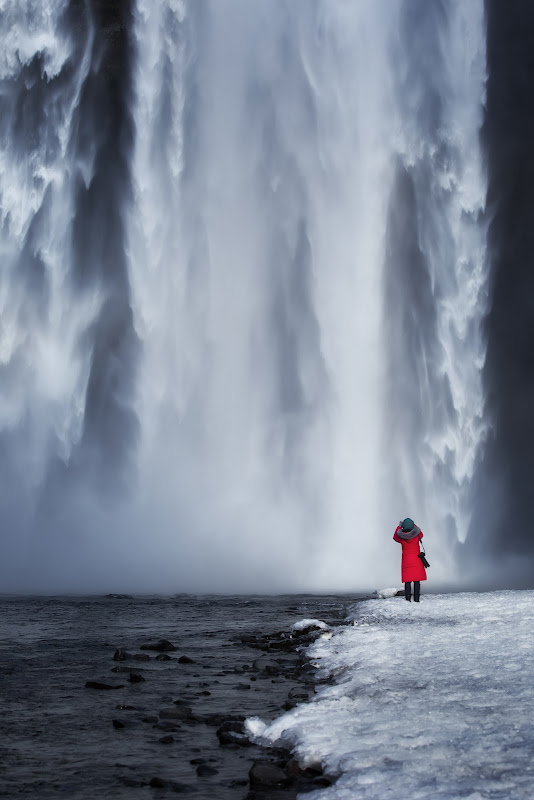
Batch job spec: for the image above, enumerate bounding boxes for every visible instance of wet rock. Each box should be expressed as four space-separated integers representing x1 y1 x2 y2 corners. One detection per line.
85 681 124 690
128 672 145 683
111 665 141 674
113 649 132 661
216 720 251 747
115 704 136 711
159 735 175 744
285 759 322 779
149 777 190 792
249 762 289 789
140 639 176 652
112 719 125 729
142 716 158 724
159 706 192 720
217 729 251 746
154 721 180 732
240 634 259 645
196 764 218 777
283 698 298 711
287 688 309 700
178 655 194 664
234 683 251 691
133 654 151 661
155 653 172 661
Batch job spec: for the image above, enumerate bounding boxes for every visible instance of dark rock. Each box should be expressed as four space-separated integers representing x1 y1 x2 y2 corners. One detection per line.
113 649 132 661
249 761 290 789
159 706 192 720
155 653 172 661
288 688 309 700
128 672 145 683
285 759 322 779
85 681 124 690
149 777 190 792
196 764 219 777
313 776 334 787
142 716 158 724
218 721 244 734
234 683 251 690
111 665 141 674
115 704 136 710
159 735 175 744
140 639 176 652
178 655 194 664
154 721 180 732
133 654 151 661
216 720 250 747
112 719 125 729
217 730 251 746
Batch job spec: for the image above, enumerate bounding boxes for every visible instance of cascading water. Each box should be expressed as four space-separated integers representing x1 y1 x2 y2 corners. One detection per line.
0 0 489 593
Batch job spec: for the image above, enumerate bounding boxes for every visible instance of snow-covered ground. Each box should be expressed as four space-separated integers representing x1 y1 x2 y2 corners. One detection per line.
247 591 534 799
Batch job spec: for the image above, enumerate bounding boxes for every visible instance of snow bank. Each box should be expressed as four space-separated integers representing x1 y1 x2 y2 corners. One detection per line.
249 591 534 799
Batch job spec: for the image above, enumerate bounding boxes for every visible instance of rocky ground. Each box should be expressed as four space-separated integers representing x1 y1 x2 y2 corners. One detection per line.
84 622 339 797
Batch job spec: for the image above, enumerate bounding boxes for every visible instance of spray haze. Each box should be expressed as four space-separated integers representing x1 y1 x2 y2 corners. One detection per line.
0 0 524 593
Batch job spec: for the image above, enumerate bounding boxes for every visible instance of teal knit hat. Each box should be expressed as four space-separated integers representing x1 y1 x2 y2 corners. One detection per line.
402 517 414 531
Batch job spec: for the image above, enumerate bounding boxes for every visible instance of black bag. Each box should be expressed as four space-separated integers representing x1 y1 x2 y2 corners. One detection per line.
418 552 430 568
418 535 430 568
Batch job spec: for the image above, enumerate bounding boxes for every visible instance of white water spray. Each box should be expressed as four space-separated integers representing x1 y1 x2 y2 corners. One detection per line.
0 0 488 592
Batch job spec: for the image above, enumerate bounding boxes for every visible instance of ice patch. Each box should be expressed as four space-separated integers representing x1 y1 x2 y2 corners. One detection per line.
291 618 328 631
373 586 400 598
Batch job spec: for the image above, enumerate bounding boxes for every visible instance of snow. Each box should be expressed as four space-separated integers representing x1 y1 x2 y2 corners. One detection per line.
372 586 400 599
291 618 329 631
247 591 534 799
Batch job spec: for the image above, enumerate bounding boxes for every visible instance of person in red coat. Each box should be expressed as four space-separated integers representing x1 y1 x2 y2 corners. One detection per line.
393 517 427 602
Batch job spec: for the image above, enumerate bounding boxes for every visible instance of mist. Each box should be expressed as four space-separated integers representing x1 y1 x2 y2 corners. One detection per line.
1 0 529 594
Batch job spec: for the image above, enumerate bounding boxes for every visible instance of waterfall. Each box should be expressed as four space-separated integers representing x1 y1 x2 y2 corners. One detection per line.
0 0 489 592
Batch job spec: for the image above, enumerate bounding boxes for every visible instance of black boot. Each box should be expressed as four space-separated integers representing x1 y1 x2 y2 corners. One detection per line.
404 582 412 602
414 581 420 602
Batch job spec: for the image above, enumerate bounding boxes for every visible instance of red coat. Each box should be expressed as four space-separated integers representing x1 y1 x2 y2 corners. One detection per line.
393 526 427 582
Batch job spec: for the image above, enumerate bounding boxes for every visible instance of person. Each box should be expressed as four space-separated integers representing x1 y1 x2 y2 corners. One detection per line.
393 517 427 602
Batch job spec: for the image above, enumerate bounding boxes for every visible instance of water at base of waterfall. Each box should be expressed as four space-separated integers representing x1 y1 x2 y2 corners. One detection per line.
0 593 359 798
